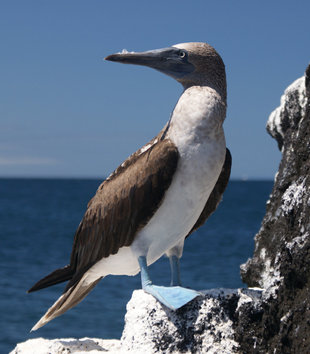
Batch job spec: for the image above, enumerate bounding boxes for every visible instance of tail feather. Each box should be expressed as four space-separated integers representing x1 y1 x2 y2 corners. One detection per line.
31 274 103 331
28 265 74 293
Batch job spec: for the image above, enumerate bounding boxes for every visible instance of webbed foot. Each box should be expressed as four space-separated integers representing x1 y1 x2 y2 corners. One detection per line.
143 284 200 310
138 256 200 310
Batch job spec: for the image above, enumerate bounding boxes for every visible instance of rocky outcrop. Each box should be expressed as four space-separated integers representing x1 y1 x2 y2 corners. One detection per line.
10 337 121 354
11 289 262 354
240 64 310 353
11 65 310 353
121 289 254 353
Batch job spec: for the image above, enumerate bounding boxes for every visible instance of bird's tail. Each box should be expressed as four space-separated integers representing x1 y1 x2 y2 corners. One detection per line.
31 273 103 331
28 265 74 293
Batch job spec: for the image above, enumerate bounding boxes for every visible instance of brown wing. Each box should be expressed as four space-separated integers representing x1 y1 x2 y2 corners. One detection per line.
186 148 232 237
66 137 179 289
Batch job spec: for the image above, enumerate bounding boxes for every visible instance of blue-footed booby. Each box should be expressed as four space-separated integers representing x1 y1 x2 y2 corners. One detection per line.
28 42 231 330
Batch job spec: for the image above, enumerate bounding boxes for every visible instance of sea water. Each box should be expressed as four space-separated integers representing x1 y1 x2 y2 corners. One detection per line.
0 178 272 353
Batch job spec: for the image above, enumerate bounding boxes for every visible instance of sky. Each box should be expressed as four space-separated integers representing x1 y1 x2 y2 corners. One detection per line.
0 0 309 179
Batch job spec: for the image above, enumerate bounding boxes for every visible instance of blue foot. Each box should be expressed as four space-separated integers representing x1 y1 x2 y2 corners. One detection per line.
138 256 200 310
144 284 200 310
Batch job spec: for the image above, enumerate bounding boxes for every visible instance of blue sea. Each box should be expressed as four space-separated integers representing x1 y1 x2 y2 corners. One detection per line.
0 178 272 353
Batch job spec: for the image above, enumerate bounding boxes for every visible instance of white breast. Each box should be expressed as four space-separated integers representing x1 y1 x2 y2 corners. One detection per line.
133 87 226 257
88 86 226 279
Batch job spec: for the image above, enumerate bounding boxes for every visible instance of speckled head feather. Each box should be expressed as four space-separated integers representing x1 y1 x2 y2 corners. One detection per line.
172 42 226 98
105 42 226 99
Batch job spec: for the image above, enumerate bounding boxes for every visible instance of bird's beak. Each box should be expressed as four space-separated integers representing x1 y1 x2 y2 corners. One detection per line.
105 47 194 79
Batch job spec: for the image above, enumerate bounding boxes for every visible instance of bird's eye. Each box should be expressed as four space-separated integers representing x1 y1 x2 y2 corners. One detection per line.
179 51 186 58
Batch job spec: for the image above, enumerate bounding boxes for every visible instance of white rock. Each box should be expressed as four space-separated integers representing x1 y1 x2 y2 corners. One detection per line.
267 75 306 151
10 337 121 354
11 289 265 353
281 177 307 216
258 248 283 299
121 290 240 353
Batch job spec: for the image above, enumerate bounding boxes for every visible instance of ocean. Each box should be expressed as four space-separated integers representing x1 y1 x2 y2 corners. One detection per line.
0 178 273 353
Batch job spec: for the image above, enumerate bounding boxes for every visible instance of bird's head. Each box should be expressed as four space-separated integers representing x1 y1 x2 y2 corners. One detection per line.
105 42 226 97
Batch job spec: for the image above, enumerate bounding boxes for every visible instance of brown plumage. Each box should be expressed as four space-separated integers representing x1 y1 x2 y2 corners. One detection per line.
28 145 231 330
188 148 232 236
29 136 178 293
28 136 179 329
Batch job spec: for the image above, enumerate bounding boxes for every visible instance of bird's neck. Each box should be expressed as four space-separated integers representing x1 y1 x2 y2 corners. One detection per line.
180 73 227 103
167 86 226 144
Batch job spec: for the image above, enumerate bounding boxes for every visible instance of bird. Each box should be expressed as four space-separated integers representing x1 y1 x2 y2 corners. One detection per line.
28 42 231 331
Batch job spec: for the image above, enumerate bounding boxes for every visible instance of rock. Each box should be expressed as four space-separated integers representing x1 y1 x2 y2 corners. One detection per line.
121 289 243 353
11 289 263 354
10 337 121 354
240 64 310 353
266 75 307 151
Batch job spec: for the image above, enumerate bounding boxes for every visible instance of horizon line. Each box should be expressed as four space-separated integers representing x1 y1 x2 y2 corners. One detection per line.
0 176 274 182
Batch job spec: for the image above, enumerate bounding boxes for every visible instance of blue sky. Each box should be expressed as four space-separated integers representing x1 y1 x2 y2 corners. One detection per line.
1 0 309 179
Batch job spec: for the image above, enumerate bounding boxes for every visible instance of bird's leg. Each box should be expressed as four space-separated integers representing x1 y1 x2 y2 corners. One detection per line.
138 256 153 288
138 255 200 311
166 240 184 286
169 255 181 286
